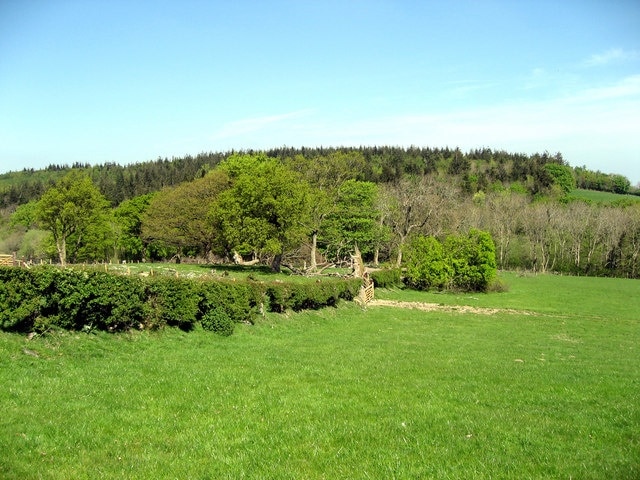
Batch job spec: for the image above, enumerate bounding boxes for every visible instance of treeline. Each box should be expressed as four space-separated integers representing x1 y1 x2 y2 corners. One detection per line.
5 151 640 279
1 146 637 209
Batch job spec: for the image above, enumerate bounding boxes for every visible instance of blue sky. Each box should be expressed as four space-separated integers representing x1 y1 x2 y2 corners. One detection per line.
1 1 639 183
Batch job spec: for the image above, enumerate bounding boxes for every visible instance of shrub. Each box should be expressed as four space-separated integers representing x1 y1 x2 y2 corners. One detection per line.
201 307 234 336
404 229 497 292
0 266 363 336
404 236 453 290
145 277 200 330
265 278 361 312
0 267 41 332
197 279 259 326
369 268 402 288
445 229 497 292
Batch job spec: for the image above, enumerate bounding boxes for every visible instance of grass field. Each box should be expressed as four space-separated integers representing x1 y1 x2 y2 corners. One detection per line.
569 188 640 204
1 272 638 479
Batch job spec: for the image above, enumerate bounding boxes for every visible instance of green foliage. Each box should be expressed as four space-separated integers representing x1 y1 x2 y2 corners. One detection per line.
0 267 41 331
145 277 200 330
198 279 260 325
200 307 234 336
445 229 498 292
114 193 154 261
574 166 632 194
321 180 380 260
35 268 147 332
544 163 576 194
404 236 453 290
212 154 312 270
35 170 111 265
369 268 402 288
265 278 361 312
142 171 230 259
404 230 497 292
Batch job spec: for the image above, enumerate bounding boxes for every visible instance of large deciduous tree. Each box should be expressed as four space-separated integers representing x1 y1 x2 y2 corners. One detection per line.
285 151 368 270
381 175 457 267
113 193 155 262
35 170 110 266
142 170 230 260
211 154 312 272
321 180 381 262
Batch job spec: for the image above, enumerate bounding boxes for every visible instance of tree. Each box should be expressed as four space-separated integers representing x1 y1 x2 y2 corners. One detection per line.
381 175 457 267
211 154 311 272
35 171 110 266
482 191 528 269
321 180 380 262
610 174 631 195
544 163 576 195
113 193 154 262
284 152 366 270
142 170 231 260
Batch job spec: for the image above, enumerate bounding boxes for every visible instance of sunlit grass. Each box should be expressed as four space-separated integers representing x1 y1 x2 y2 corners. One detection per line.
375 271 639 320
1 273 639 478
568 188 640 204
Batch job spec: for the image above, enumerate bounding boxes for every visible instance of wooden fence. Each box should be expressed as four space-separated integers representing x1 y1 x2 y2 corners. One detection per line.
362 282 375 303
0 254 16 267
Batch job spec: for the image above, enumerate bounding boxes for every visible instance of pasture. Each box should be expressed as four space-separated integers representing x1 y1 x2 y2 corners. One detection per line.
1 272 638 479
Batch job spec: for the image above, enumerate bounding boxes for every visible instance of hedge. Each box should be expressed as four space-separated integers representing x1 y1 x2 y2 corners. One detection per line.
369 268 402 288
0 266 360 335
265 278 361 313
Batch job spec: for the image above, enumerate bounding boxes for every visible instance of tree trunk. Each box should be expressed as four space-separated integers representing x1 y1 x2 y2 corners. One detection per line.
310 231 318 271
56 236 67 267
271 253 283 273
395 234 406 268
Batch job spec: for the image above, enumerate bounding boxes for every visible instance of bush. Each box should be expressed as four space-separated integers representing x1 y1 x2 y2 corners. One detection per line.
197 279 260 326
201 307 234 336
265 278 361 312
0 267 41 332
404 236 453 290
145 277 200 330
369 268 402 288
445 229 497 292
0 266 363 335
404 229 498 292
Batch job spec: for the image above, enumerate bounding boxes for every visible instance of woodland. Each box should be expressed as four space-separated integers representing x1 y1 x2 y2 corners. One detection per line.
1 146 639 279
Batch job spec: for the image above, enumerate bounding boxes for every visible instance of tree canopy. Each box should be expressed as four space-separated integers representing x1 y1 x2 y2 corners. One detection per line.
211 154 312 271
35 171 110 266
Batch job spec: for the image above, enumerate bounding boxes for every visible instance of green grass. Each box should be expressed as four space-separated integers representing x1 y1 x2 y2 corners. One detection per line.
1 273 639 478
376 271 640 320
569 188 640 204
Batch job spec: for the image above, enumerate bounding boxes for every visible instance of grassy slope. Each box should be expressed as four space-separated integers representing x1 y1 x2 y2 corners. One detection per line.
1 273 638 479
376 271 639 319
569 188 640 204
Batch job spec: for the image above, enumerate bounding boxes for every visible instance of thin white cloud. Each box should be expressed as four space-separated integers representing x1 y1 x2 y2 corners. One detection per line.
569 74 640 102
446 79 498 97
203 76 640 182
583 48 639 67
211 110 313 141
293 75 640 181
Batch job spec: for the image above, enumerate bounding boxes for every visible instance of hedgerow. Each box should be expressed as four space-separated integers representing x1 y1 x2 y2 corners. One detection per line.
368 268 402 288
0 266 359 335
265 278 361 312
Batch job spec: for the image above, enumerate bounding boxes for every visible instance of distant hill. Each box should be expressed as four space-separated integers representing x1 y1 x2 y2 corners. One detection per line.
1 146 637 209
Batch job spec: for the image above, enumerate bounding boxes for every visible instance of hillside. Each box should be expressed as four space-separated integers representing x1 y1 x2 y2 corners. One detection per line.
1 146 637 209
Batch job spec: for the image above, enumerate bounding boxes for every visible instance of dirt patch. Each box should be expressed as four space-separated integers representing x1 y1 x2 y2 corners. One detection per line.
368 299 536 316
